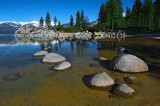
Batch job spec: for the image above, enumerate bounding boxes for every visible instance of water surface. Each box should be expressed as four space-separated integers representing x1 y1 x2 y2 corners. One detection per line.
0 35 160 105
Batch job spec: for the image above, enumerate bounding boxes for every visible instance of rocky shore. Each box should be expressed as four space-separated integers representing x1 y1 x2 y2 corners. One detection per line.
15 27 126 40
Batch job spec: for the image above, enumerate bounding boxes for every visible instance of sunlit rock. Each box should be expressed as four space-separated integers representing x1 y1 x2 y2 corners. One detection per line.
33 50 48 57
54 61 71 70
42 53 66 63
113 83 136 98
83 72 115 89
109 54 148 72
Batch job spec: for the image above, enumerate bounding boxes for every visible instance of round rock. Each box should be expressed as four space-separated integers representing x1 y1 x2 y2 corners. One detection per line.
42 53 66 63
109 54 148 72
113 83 136 98
33 50 48 56
99 57 108 61
84 72 115 89
54 61 71 70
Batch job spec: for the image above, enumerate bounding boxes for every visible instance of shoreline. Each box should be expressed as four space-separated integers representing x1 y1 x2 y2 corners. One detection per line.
126 34 160 40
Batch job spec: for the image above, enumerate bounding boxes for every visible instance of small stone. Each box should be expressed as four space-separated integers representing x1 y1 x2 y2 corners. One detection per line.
54 61 71 71
123 76 141 85
83 72 115 89
99 57 108 61
33 50 48 56
113 83 136 98
42 53 66 63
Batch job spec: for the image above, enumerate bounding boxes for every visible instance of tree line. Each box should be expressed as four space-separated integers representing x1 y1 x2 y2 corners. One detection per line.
39 10 89 32
39 0 160 33
98 0 160 33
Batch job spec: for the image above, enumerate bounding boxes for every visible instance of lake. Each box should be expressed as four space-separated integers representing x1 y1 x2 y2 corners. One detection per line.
0 35 160 105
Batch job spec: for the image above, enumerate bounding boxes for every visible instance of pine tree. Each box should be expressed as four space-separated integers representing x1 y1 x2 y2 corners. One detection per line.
54 16 57 30
125 7 131 28
116 0 124 29
39 16 44 28
81 10 85 29
57 21 63 31
105 1 111 31
84 16 89 29
70 15 74 26
154 0 160 30
45 12 51 29
143 0 154 30
109 0 119 30
131 0 144 29
99 3 106 24
76 10 81 30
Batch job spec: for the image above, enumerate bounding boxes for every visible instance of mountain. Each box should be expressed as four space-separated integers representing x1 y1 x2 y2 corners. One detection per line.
0 20 99 34
0 21 40 34
88 20 98 27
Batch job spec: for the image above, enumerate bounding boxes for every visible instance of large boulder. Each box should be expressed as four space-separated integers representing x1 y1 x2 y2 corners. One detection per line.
42 53 66 63
54 61 71 70
33 50 48 57
109 54 148 73
113 83 136 98
83 72 115 89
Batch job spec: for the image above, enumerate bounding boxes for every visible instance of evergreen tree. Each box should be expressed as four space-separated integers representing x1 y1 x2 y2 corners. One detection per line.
109 0 118 30
143 0 154 30
116 0 124 29
98 3 106 31
105 1 111 31
131 0 144 29
45 12 51 29
54 16 57 30
154 0 160 30
84 16 89 29
57 21 63 31
125 7 131 28
76 10 81 30
70 15 74 26
99 3 106 24
39 16 44 28
81 10 85 28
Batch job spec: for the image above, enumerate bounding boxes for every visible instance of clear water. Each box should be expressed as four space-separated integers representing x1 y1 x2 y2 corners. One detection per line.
0 35 160 105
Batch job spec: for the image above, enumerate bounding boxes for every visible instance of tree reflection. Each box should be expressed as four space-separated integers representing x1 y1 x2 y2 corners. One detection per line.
46 41 52 53
55 41 58 52
76 40 89 56
40 42 45 50
70 41 74 53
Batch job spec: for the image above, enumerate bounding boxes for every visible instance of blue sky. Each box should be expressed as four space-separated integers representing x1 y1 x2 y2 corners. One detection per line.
0 0 138 23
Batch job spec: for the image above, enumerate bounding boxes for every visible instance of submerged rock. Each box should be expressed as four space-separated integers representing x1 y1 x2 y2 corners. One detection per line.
113 83 136 98
83 72 115 89
99 57 108 61
2 73 21 81
54 61 71 70
109 54 148 73
33 50 48 57
89 63 100 67
42 53 66 63
123 76 141 85
44 46 51 51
